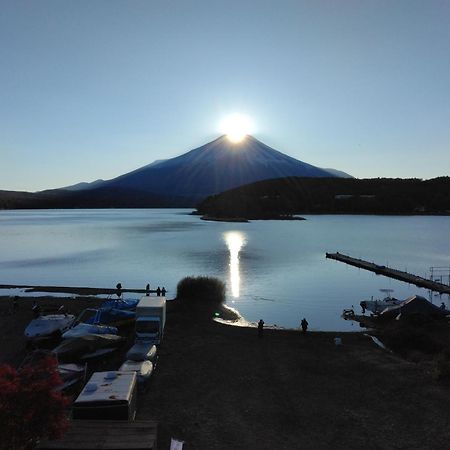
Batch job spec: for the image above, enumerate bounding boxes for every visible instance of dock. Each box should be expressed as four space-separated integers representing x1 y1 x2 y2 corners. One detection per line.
38 420 157 450
326 252 450 295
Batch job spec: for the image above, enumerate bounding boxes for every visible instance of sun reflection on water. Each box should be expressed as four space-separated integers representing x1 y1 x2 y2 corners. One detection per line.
224 231 246 298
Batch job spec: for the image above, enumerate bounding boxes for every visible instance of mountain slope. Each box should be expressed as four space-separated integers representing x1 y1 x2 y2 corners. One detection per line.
101 135 350 200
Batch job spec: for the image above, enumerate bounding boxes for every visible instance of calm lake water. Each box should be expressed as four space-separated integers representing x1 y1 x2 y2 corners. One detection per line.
0 209 449 331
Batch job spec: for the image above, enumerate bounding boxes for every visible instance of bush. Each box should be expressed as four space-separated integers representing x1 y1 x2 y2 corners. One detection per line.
176 276 226 304
0 356 69 449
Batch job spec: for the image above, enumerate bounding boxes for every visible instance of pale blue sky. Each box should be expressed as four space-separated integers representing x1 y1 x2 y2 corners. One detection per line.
1 0 449 191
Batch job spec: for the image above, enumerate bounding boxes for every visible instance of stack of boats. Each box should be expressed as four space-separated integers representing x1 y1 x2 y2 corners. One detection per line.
24 296 160 393
24 297 140 390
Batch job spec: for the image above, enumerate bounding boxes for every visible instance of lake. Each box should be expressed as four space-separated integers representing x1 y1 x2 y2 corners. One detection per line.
0 209 449 331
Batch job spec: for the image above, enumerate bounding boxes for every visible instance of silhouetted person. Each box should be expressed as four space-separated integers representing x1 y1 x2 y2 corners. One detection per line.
116 282 122 298
360 301 366 314
146 284 150 296
440 302 446 310
156 286 161 297
258 319 264 338
161 287 166 296
301 318 308 334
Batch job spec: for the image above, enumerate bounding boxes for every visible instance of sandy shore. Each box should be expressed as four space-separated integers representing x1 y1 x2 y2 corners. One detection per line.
1 296 450 449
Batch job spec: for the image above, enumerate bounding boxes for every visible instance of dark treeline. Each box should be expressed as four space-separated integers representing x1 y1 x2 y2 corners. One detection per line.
0 186 195 210
196 177 450 219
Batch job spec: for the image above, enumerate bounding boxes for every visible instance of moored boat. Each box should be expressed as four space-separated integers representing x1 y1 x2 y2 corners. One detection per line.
360 289 401 314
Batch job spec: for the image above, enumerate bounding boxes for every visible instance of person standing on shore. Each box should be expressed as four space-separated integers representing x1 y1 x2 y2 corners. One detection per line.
156 286 161 296
258 319 264 338
161 287 166 296
145 284 150 296
301 318 308 334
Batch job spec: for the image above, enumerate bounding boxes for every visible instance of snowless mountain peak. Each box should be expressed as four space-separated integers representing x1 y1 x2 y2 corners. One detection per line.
100 135 352 200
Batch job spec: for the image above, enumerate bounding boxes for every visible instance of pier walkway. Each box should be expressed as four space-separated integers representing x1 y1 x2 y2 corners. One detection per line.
326 252 450 295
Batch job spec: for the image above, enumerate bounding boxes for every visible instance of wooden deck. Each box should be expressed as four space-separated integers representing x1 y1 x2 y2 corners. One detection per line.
326 252 450 295
38 420 158 450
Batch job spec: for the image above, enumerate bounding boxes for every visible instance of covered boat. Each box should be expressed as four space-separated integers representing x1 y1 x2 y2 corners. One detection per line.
380 295 449 320
25 314 76 340
100 298 139 311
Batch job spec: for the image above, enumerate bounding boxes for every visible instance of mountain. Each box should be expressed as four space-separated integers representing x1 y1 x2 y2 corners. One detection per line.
98 135 351 201
0 135 353 209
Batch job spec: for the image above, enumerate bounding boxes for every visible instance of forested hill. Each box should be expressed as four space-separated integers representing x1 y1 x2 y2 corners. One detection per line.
196 177 450 219
0 186 192 210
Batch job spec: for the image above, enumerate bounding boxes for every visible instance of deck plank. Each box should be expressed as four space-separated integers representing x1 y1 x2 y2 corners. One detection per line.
39 420 157 450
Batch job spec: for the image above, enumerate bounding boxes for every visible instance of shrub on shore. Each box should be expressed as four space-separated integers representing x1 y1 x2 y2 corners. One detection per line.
176 276 225 304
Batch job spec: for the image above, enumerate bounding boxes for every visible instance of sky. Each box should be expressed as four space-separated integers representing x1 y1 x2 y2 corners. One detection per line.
1 0 449 191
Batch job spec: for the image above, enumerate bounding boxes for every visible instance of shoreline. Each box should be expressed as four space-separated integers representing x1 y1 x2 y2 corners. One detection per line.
1 295 450 449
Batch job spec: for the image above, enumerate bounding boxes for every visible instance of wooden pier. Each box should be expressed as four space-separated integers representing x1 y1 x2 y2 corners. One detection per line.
326 252 450 295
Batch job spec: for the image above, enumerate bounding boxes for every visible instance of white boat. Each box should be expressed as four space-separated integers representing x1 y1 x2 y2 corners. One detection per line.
62 322 118 339
360 289 401 314
24 314 76 339
119 360 153 385
126 342 157 362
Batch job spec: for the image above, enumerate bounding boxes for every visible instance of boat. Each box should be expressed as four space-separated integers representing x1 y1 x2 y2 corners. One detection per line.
24 313 76 340
62 322 118 339
57 363 87 391
126 342 157 362
84 307 135 327
80 305 135 327
62 308 118 338
360 289 401 314
119 360 154 385
52 334 124 362
100 298 139 311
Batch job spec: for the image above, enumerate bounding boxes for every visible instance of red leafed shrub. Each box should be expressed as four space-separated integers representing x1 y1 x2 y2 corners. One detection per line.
0 356 69 450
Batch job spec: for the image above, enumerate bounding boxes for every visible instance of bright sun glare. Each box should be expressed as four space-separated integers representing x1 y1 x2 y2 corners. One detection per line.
220 113 254 143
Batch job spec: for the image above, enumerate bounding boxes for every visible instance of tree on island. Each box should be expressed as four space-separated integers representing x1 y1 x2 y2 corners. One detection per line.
0 356 69 449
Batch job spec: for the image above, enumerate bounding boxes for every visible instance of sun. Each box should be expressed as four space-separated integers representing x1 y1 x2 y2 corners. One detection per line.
219 113 254 143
